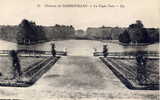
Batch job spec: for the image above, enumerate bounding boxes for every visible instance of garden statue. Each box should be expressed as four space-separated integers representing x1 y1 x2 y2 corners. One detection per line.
103 44 108 57
136 52 147 85
9 50 21 80
51 43 56 57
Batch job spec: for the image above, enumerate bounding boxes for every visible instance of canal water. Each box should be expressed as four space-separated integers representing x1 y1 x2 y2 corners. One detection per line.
0 39 159 56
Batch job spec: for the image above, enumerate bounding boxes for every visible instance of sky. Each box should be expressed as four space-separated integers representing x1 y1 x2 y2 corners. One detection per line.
0 0 159 30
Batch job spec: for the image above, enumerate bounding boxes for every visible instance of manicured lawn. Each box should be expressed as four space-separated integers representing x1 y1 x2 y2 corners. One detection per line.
109 58 159 85
0 56 44 79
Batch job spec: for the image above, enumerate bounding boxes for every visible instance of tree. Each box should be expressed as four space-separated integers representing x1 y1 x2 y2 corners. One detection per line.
119 30 131 43
136 20 144 28
128 20 151 43
52 24 75 39
129 20 144 29
18 19 47 44
147 28 159 43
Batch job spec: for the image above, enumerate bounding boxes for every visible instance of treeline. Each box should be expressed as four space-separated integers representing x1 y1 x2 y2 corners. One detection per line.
43 24 75 41
83 21 159 43
85 26 125 40
0 19 75 44
0 25 19 42
0 19 159 44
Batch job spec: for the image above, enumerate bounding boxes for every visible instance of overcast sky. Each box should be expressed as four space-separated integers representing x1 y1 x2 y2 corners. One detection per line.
0 0 159 29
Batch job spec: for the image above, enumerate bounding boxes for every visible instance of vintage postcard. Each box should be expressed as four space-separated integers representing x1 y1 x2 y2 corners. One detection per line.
0 0 159 100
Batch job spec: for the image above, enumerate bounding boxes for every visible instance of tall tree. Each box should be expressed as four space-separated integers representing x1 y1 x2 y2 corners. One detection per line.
119 30 131 43
18 19 46 44
128 20 150 43
136 20 144 28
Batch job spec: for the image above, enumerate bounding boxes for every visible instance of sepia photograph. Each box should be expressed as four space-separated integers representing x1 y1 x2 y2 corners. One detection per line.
0 0 159 100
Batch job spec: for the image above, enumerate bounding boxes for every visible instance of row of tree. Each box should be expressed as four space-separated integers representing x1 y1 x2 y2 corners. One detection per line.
44 24 75 40
18 19 76 44
0 19 159 44
0 19 75 44
83 26 124 40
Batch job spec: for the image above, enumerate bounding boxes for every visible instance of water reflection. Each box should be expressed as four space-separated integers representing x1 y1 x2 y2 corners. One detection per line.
0 40 17 50
0 40 159 53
